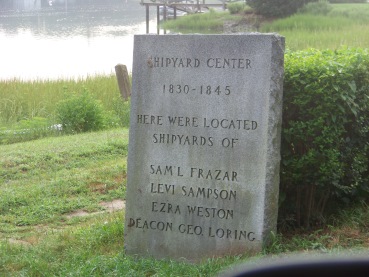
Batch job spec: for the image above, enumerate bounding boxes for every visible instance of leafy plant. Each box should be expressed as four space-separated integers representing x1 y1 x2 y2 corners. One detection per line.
56 89 107 133
227 1 246 14
247 0 317 18
281 48 369 229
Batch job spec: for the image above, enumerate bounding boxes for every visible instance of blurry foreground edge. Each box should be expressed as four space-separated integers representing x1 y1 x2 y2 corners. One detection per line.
220 255 369 277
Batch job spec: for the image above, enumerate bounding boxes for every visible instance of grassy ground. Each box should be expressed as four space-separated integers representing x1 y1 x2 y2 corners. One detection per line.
162 9 241 34
261 3 369 50
1 130 368 276
0 75 121 124
0 129 128 233
163 3 369 50
0 76 130 144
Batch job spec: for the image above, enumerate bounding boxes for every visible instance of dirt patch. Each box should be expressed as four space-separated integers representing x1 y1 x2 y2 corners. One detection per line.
223 19 256 33
65 210 102 219
7 238 32 247
65 199 125 219
100 199 125 212
223 13 275 34
115 174 126 184
89 182 108 193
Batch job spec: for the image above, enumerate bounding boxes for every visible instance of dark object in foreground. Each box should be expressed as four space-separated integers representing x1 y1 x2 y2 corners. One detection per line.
222 258 369 277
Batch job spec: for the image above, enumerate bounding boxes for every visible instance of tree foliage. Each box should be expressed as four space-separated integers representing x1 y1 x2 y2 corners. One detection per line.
247 0 317 17
280 48 369 229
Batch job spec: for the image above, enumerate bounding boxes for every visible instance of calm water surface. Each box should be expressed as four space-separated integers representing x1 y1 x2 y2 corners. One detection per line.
0 1 157 80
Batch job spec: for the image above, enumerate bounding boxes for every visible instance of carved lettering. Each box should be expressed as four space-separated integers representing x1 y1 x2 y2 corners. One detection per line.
190 168 238 181
187 206 233 219
128 218 173 231
203 118 258 130
178 224 203 236
127 218 256 242
152 57 200 68
150 183 175 195
152 202 181 214
207 58 251 69
181 186 236 200
150 165 183 177
151 56 252 69
152 133 214 146
208 227 255 241
167 116 199 127
137 114 163 125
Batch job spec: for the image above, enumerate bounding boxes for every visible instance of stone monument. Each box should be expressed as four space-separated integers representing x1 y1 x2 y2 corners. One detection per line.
124 34 284 261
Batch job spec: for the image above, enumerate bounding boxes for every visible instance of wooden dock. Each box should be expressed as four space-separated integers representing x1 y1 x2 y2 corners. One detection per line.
140 0 226 34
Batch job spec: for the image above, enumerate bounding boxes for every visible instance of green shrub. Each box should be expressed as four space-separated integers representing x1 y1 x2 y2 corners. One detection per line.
227 1 245 14
247 0 317 17
56 89 107 133
281 48 369 229
299 0 332 15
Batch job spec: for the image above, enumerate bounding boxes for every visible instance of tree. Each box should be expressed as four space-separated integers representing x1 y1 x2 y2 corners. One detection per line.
247 0 317 18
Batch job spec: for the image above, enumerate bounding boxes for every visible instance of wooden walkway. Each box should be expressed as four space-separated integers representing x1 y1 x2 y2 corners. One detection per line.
140 0 226 34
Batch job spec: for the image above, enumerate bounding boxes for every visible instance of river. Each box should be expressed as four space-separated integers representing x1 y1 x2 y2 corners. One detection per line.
0 0 158 80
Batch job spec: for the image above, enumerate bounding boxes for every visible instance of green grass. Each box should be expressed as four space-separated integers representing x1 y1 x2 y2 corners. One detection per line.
0 76 130 144
162 9 241 34
0 129 128 234
328 3 369 23
261 3 369 50
163 3 369 50
0 75 121 125
0 130 368 276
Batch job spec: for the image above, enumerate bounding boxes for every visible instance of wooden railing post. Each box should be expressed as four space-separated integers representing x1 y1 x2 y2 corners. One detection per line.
146 4 149 33
115 64 131 101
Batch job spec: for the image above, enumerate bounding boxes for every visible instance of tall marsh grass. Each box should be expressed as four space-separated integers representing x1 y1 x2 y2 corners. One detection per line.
0 75 121 125
0 75 130 144
162 3 369 50
261 3 369 50
328 3 369 23
162 10 239 34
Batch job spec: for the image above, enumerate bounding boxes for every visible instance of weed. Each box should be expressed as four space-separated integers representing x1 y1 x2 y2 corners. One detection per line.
56 89 106 133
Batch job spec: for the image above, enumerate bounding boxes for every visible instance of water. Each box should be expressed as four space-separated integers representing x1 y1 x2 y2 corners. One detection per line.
0 0 157 80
